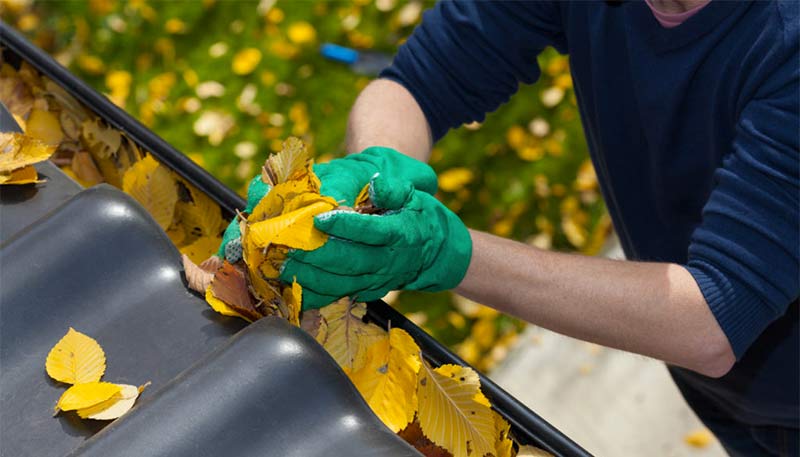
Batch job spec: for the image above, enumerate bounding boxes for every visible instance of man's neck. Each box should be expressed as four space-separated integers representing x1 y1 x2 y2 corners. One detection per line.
648 0 708 14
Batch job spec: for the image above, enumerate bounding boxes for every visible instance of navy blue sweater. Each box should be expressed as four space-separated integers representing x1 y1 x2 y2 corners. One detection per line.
382 1 799 427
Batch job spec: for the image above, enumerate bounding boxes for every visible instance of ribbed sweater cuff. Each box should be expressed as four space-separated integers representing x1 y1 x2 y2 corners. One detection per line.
686 263 775 359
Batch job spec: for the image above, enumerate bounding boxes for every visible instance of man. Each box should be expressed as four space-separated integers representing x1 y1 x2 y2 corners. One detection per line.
221 1 798 455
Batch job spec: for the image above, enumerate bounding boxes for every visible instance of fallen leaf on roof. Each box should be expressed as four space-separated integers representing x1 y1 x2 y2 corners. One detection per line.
0 132 54 185
182 253 216 293
318 300 386 374
55 382 121 414
26 108 63 145
349 328 421 432
46 328 106 385
417 363 496 457
76 383 149 420
122 155 178 230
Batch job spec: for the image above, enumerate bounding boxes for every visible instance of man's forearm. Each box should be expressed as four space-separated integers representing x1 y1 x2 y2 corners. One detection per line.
346 79 433 162
456 230 735 377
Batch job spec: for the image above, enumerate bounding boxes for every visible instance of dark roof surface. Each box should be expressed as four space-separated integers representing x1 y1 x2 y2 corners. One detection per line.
0 178 419 457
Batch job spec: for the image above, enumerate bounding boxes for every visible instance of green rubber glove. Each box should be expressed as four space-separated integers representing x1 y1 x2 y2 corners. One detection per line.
217 175 271 262
314 146 438 206
280 173 473 310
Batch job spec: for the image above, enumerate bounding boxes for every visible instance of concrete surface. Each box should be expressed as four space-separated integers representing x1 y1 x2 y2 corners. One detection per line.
490 327 727 456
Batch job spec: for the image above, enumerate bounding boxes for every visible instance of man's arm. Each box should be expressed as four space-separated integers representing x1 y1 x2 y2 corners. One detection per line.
345 81 735 378
346 79 432 162
458 230 735 378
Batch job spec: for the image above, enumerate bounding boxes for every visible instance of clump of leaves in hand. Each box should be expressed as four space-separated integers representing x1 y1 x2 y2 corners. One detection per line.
184 137 333 325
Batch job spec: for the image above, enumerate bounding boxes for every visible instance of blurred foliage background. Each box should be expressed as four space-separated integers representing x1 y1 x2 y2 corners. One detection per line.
2 0 610 372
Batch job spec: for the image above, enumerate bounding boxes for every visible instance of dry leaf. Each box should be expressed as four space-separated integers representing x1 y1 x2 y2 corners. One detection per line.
46 328 106 385
55 382 121 414
417 363 496 457
300 309 324 338
76 383 147 420
174 179 225 239
398 420 453 457
122 155 179 230
81 118 122 159
0 165 42 185
318 300 386 373
205 286 251 321
282 279 302 326
248 199 336 250
0 64 34 118
210 261 261 321
263 136 308 185
181 235 222 264
350 328 422 432
71 150 104 185
182 254 216 293
0 132 55 174
26 109 63 145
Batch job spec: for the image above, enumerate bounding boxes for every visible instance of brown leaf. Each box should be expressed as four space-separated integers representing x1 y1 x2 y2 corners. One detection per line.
399 420 453 457
199 255 223 272
71 150 104 185
300 309 323 338
182 254 216 293
211 261 262 321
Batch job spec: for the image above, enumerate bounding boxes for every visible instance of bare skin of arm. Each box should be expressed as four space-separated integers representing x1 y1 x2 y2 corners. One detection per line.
346 79 736 378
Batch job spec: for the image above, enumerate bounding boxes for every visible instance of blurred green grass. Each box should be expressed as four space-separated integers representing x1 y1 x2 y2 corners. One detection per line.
3 0 609 371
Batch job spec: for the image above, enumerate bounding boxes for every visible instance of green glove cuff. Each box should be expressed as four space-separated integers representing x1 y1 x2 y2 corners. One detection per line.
404 195 472 293
314 146 438 206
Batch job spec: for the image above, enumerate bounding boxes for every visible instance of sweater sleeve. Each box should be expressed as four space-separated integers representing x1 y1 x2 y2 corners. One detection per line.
685 34 799 359
379 1 567 142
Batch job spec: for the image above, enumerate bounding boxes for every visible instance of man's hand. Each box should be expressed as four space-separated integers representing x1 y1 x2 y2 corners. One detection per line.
217 146 438 262
280 174 472 310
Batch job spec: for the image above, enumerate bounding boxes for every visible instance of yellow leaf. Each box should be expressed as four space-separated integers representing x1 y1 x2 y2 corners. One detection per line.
355 183 371 207
417 363 496 457
247 180 308 223
26 109 63 145
259 246 288 279
205 285 251 322
174 180 225 239
494 410 515 457
684 428 714 448
81 118 122 159
76 383 145 420
0 165 42 185
319 300 386 373
122 155 179 230
349 328 421 432
46 328 106 385
180 236 222 264
438 167 474 193
248 200 334 250
516 445 555 457
232 48 262 76
55 382 121 414
263 136 308 185
283 280 302 326
0 132 55 173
